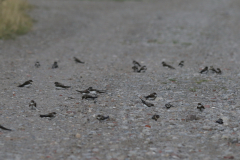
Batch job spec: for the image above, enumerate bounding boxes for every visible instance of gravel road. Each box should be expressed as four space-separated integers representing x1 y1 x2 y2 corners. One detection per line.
1 0 240 159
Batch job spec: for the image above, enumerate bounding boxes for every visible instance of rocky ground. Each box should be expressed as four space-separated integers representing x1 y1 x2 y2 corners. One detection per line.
1 0 240 159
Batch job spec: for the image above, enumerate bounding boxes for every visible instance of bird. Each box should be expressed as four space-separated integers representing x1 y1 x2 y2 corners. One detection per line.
88 87 106 93
35 61 40 68
29 100 37 110
139 98 154 107
209 66 217 74
74 57 84 63
133 60 141 68
178 61 184 67
82 94 98 100
216 68 222 74
165 103 174 109
76 88 90 94
132 66 139 72
52 61 58 69
197 103 205 111
96 115 109 121
40 112 56 118
200 66 208 74
152 115 160 121
54 82 71 89
18 80 33 88
216 118 223 124
162 62 175 69
0 125 12 131
138 66 147 73
144 92 157 100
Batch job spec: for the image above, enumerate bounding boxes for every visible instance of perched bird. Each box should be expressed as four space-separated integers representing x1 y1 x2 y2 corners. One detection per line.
96 115 109 121
216 68 222 74
82 94 98 100
209 66 217 74
29 100 37 110
54 82 71 89
139 98 154 107
35 61 40 68
0 125 12 131
200 66 208 74
216 118 223 124
138 66 147 73
152 114 160 121
144 92 157 100
74 57 84 64
52 61 58 69
132 66 139 72
76 88 90 94
197 103 205 111
40 112 56 118
133 60 141 68
165 103 174 109
162 62 175 69
178 61 184 67
18 80 33 88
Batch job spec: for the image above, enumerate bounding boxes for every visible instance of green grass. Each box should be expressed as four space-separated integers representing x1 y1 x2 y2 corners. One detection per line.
0 0 33 39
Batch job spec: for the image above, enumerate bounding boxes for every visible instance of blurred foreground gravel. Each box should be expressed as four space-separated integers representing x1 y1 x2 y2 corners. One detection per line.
1 0 240 159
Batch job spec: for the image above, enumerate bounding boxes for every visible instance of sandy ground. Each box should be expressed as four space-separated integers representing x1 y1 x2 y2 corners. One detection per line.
1 0 240 159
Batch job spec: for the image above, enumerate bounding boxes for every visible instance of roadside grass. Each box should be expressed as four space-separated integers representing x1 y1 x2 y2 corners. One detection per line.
0 0 33 39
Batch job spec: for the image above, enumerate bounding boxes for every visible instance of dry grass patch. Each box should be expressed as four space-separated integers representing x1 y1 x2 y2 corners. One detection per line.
0 0 33 39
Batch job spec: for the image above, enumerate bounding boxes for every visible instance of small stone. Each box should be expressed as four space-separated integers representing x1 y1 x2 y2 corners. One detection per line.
222 134 230 139
222 116 229 125
203 126 212 130
75 133 81 138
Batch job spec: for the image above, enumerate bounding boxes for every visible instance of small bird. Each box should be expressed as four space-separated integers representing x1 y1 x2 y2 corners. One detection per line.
216 118 223 124
133 60 141 68
140 98 154 107
200 66 208 74
40 112 56 118
0 125 12 131
162 62 175 69
209 66 217 74
165 103 174 109
35 61 40 68
144 92 157 100
82 94 98 100
216 68 222 74
54 82 71 89
138 66 147 73
132 66 139 72
178 61 184 67
29 100 37 110
76 88 90 94
152 114 160 121
88 87 106 93
74 57 84 63
96 115 109 121
18 80 33 88
197 103 205 111
52 61 58 69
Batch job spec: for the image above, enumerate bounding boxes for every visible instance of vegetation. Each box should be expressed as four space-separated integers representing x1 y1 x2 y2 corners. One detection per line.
0 0 33 39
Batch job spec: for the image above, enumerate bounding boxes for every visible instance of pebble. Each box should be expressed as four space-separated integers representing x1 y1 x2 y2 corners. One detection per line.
202 126 212 130
75 133 81 138
222 116 229 126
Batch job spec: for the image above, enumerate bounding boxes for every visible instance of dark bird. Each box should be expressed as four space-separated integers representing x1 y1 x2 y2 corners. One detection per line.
209 66 217 74
138 66 147 73
74 57 84 63
82 94 98 100
178 61 184 67
216 68 222 74
140 98 154 107
18 80 33 88
152 114 160 121
132 66 139 72
52 61 58 69
200 66 208 74
165 103 174 109
76 88 90 94
216 118 223 124
197 103 205 111
0 125 12 131
133 60 141 68
144 92 157 100
35 61 40 68
96 115 109 121
54 82 71 89
29 100 37 110
162 62 175 69
40 112 56 118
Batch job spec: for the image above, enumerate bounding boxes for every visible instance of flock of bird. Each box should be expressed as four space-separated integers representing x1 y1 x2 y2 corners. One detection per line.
0 58 223 131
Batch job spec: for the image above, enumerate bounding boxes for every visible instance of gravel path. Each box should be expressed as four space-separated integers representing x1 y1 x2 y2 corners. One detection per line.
1 0 240 159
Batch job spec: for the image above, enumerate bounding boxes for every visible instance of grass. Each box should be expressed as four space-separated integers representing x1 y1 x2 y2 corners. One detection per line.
0 0 33 39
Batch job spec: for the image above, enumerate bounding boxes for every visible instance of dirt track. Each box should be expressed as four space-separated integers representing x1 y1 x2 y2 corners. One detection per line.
1 0 240 159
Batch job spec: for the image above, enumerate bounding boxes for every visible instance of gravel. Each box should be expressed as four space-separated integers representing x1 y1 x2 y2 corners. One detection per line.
0 0 240 159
